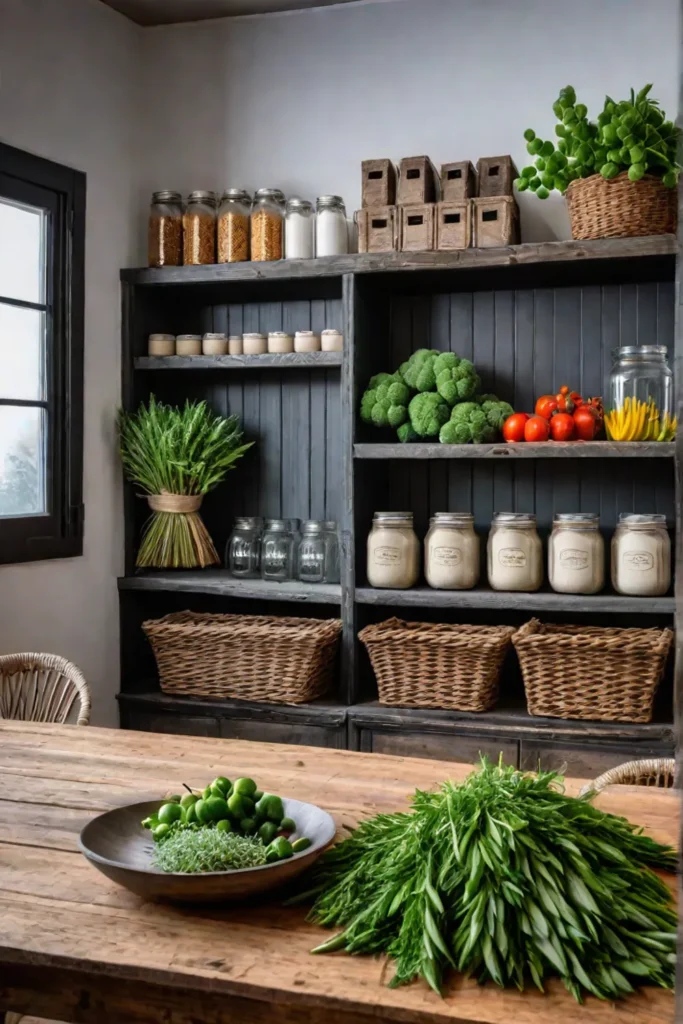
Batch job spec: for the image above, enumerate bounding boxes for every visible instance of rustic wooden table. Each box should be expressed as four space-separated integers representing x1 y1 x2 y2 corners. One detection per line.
0 721 677 1024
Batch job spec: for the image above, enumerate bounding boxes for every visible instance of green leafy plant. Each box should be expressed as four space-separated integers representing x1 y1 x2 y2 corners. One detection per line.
118 395 253 568
516 84 681 198
153 825 267 872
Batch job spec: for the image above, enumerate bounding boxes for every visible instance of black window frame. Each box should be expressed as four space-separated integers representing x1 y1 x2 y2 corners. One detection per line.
0 142 85 564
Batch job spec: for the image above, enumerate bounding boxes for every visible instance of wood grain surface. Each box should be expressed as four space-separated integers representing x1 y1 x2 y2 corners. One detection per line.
0 722 676 1024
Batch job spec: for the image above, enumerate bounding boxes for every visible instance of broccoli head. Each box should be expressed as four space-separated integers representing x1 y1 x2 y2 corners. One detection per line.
440 402 495 444
368 371 401 390
400 349 441 392
480 398 515 432
361 379 410 428
409 392 450 438
397 422 419 443
435 357 481 406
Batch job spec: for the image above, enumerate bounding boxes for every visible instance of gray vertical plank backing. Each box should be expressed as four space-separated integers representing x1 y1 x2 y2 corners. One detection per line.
341 274 356 703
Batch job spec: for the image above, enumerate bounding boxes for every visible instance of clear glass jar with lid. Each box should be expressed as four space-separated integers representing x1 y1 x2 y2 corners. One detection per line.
226 517 263 578
261 518 296 581
611 513 671 596
367 512 419 589
148 190 183 267
424 513 480 590
251 188 285 261
217 188 251 263
183 190 216 265
548 513 604 595
297 521 327 583
608 345 673 423
316 195 348 256
487 513 543 592
285 198 314 259
323 520 340 584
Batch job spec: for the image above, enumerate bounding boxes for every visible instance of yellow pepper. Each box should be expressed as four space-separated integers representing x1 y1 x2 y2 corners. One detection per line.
604 397 675 442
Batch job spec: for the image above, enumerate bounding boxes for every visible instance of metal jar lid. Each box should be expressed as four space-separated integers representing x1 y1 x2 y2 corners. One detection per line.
301 520 324 534
286 197 313 213
264 518 289 532
429 512 474 527
151 190 182 204
323 520 338 531
321 328 342 336
243 332 266 340
613 345 668 359
220 188 251 203
617 513 668 526
186 190 217 205
255 188 285 203
373 511 413 522
553 512 599 528
234 516 263 530
148 333 175 341
492 512 537 526
317 195 345 210
202 332 227 341
176 334 202 341
268 331 292 338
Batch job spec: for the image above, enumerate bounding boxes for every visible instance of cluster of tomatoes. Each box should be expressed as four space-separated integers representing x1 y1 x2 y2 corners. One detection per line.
502 387 604 444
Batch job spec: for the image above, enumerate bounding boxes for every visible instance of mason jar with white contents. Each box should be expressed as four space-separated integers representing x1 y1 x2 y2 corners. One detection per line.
611 514 671 596
285 197 314 259
316 195 348 256
367 512 419 589
487 513 543 592
548 514 604 595
424 513 479 590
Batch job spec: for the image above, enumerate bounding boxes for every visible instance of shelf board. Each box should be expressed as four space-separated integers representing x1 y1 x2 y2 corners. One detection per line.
354 441 675 460
118 572 341 604
117 690 347 725
121 235 676 287
135 352 342 371
355 585 674 614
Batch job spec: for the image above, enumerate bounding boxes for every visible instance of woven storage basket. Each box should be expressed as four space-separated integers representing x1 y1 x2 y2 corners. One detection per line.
358 618 515 712
143 611 342 704
513 618 673 723
565 172 676 240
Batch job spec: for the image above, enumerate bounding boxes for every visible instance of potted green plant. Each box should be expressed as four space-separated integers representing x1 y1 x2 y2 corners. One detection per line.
516 85 680 239
118 396 253 569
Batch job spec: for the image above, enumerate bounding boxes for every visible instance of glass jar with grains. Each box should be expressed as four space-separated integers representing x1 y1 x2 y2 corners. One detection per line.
183 190 216 265
367 512 420 589
217 189 251 263
316 195 348 256
611 513 671 596
487 513 543 592
424 513 480 590
548 513 604 595
251 188 285 262
148 191 183 267
285 198 314 259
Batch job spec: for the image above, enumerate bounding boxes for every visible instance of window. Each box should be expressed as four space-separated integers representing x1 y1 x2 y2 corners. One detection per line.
0 142 85 564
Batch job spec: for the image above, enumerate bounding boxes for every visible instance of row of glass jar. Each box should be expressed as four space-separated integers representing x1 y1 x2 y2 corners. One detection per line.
148 189 349 267
367 511 671 597
148 330 343 357
227 517 340 584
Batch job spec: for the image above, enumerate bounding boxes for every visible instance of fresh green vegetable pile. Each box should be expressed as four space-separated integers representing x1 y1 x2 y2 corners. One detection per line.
303 760 676 1002
360 354 512 445
516 84 681 199
142 774 312 870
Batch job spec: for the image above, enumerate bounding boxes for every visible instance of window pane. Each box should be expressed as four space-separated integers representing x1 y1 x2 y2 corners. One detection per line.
0 196 46 304
0 302 45 400
0 406 46 517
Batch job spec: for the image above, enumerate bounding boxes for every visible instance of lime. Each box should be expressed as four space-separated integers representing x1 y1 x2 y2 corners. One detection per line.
272 836 293 859
240 817 257 834
202 786 212 800
194 798 210 824
184 802 198 825
210 783 228 799
258 821 278 844
214 776 231 794
153 823 171 841
180 792 198 809
216 818 232 833
233 777 257 797
158 802 184 826
253 789 264 802
227 792 249 819
266 796 284 824
280 817 296 833
166 794 182 803
205 796 230 822
292 837 311 853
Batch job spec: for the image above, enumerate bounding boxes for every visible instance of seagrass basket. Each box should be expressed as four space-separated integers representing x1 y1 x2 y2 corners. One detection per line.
513 618 673 723
565 172 676 240
579 758 676 796
358 618 515 712
143 611 342 704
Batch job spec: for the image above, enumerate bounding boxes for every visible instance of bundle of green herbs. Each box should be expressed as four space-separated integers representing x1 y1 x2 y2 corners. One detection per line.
118 396 252 568
304 760 676 1002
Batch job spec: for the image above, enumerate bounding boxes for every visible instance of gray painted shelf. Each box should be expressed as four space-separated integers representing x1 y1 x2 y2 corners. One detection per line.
136 352 343 370
355 586 675 614
118 573 341 604
354 441 675 460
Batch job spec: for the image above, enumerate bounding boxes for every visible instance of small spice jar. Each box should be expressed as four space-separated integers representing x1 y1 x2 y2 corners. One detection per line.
285 197 314 259
548 513 604 595
148 190 183 267
424 512 480 590
268 332 294 354
294 331 321 353
217 188 251 263
226 517 263 578
243 332 267 355
261 519 296 582
316 195 348 256
202 332 228 356
611 513 671 596
487 513 543 592
297 520 327 584
321 329 343 352
176 334 202 356
251 188 285 262
147 333 175 356
367 512 420 589
228 335 243 355
183 190 216 265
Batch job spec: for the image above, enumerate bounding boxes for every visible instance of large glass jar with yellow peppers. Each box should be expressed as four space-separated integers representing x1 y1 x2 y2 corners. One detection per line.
606 345 674 441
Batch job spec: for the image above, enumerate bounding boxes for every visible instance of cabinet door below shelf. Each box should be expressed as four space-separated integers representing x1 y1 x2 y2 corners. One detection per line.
354 725 519 766
519 739 674 779
124 709 221 737
218 716 346 749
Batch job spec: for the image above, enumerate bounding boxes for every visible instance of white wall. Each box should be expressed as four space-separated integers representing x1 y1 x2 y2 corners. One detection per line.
141 0 679 242
0 0 142 725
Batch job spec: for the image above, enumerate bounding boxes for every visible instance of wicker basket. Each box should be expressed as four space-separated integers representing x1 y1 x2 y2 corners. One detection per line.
579 758 676 796
359 618 515 712
143 611 342 704
565 172 676 240
513 618 673 723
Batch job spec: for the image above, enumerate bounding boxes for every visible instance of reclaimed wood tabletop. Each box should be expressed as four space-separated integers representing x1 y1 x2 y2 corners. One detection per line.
0 721 677 1024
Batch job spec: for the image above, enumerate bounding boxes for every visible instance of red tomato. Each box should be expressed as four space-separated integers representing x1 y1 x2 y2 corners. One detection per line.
535 394 559 419
502 412 530 443
549 412 576 441
573 404 599 440
524 415 551 442
555 385 583 414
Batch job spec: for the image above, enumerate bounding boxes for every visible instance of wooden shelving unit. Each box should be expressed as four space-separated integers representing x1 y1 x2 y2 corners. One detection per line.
119 235 680 775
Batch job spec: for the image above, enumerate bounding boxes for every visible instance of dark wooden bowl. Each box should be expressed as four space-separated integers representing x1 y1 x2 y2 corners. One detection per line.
79 797 336 903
